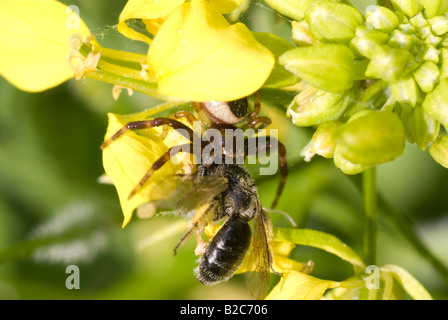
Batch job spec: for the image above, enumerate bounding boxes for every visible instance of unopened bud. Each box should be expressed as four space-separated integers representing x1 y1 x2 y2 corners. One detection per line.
305 1 363 43
391 0 423 18
390 76 420 106
401 105 440 150
420 0 448 19
440 49 448 80
429 134 448 168
366 5 400 33
279 44 355 93
428 16 448 36
351 27 390 58
422 79 448 127
291 20 320 46
333 145 370 175
286 84 349 126
413 61 440 93
301 121 342 161
365 45 415 82
334 110 406 166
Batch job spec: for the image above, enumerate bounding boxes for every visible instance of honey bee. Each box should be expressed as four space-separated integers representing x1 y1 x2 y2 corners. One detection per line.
153 163 276 299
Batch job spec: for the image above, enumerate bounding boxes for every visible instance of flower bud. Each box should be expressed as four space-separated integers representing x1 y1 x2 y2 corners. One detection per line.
410 13 428 28
350 26 390 58
301 121 342 161
388 30 417 50
286 84 350 126
305 1 363 43
422 79 448 127
390 76 420 106
365 45 415 82
440 49 448 80
263 0 316 21
428 16 448 36
413 61 440 93
279 44 355 93
333 144 370 175
429 134 448 168
291 20 320 46
334 110 406 166
423 44 440 63
400 105 440 150
391 0 423 18
420 0 448 19
366 5 399 33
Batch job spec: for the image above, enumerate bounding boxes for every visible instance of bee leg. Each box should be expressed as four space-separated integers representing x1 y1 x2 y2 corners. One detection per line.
173 204 214 256
173 227 195 256
127 143 193 200
244 136 288 209
101 118 198 149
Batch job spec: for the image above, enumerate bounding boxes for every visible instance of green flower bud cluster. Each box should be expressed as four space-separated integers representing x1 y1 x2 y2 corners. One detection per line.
273 0 448 173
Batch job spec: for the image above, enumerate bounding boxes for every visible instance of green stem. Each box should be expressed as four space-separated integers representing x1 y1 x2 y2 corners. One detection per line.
84 69 168 100
362 167 377 266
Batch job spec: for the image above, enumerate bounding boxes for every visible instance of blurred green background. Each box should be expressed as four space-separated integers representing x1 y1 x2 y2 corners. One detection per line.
0 0 447 300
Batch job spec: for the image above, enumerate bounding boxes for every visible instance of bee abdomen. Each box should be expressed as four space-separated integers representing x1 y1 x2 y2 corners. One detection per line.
197 216 251 285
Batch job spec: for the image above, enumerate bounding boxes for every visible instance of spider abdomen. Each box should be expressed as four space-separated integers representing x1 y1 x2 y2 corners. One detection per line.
197 215 251 285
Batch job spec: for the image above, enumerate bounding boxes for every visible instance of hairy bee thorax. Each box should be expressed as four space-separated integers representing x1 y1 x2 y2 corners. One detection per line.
195 164 260 222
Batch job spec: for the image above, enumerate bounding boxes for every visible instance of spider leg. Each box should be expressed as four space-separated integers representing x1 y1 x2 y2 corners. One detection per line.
101 118 198 150
173 111 198 125
127 143 195 200
162 111 199 138
244 136 288 209
242 91 272 129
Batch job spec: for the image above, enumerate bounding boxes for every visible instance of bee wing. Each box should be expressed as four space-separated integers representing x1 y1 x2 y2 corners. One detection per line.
247 208 274 300
153 173 228 215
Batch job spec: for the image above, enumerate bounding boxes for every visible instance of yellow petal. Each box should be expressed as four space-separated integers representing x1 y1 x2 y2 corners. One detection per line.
266 271 339 300
102 106 192 227
117 0 243 43
210 0 244 13
117 0 184 43
148 0 274 101
0 0 91 92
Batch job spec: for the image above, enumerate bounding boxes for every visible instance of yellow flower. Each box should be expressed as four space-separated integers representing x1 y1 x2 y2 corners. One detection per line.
102 104 193 227
117 0 245 43
0 0 91 92
119 0 274 101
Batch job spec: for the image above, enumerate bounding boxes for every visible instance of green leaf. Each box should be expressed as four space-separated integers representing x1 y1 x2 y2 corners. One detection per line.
381 264 433 300
273 228 366 271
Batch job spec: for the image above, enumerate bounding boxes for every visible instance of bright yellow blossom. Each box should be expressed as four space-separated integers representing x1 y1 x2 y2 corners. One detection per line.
118 0 274 101
147 0 274 101
102 104 194 227
0 0 91 92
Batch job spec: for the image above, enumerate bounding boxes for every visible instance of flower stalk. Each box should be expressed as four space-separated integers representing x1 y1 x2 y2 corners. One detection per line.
362 167 378 266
